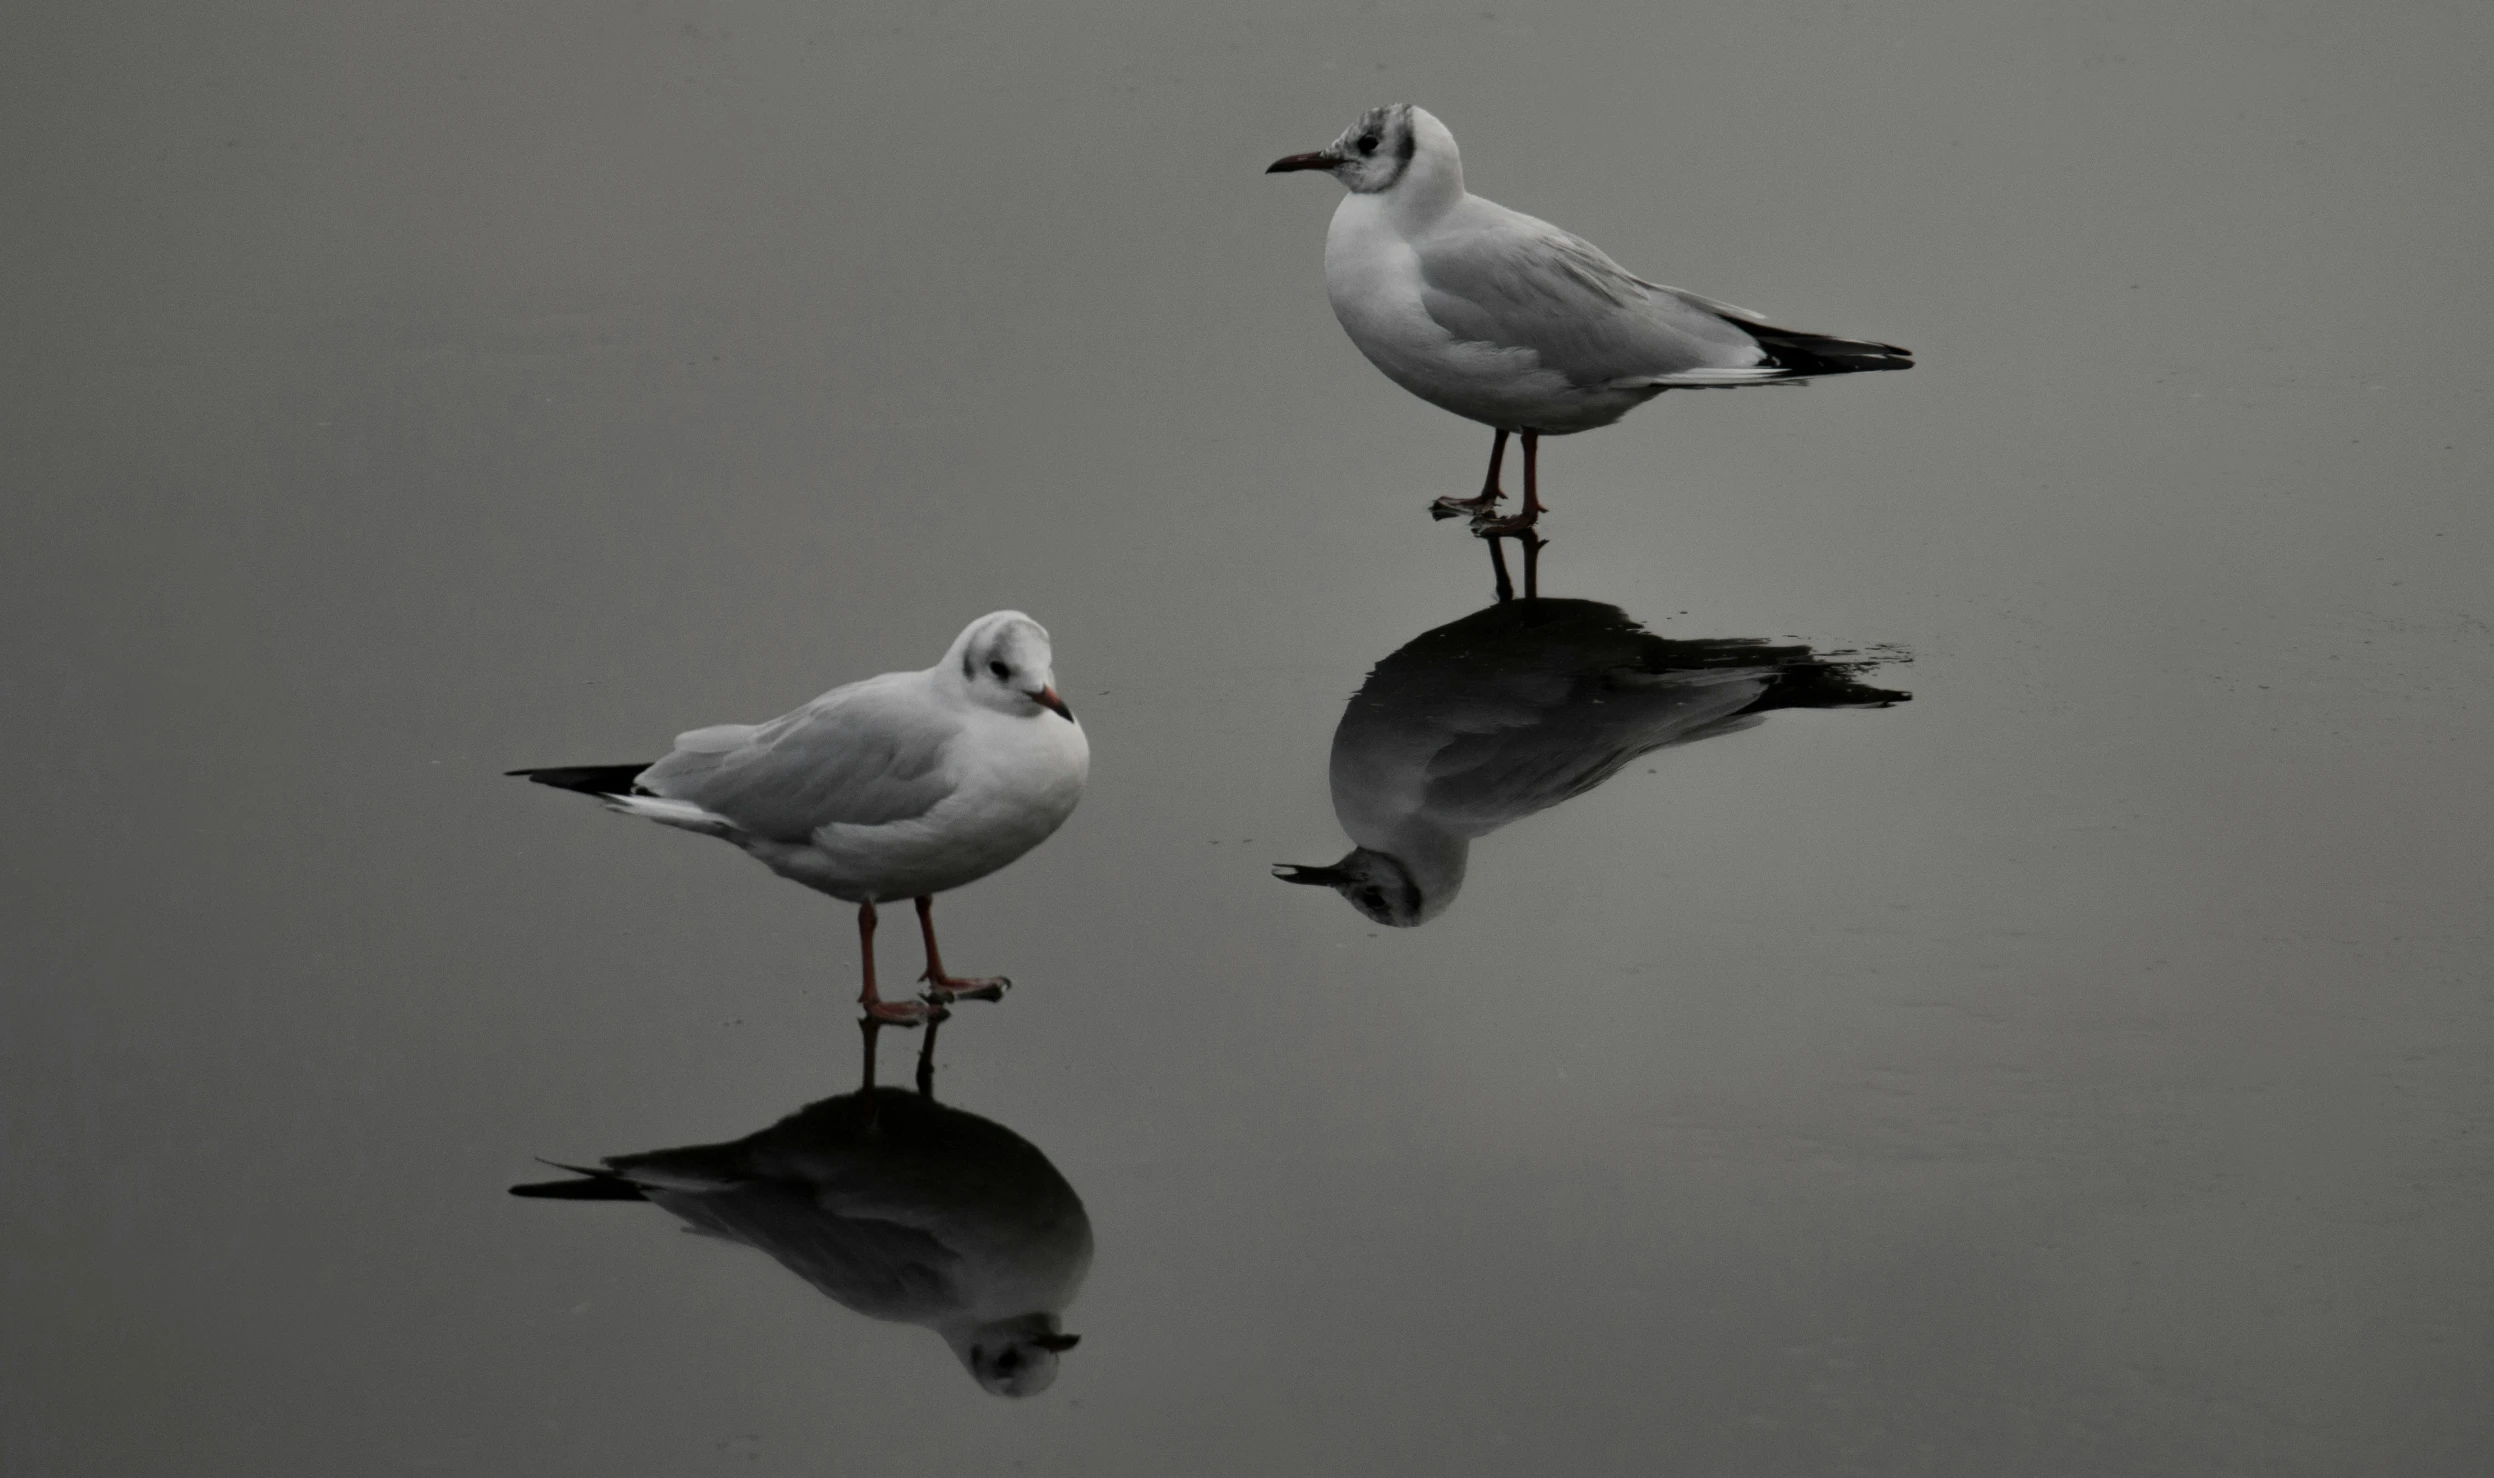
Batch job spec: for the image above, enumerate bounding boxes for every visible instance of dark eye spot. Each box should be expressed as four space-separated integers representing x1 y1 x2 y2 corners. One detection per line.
1356 133 1379 154
988 659 1011 679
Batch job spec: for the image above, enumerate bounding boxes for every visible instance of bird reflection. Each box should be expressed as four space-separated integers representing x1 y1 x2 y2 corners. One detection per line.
511 1020 1091 1397
1274 598 1908 925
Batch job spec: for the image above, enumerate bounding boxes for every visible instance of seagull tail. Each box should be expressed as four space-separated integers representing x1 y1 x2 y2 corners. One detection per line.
508 1161 649 1201
601 793 738 834
507 763 736 835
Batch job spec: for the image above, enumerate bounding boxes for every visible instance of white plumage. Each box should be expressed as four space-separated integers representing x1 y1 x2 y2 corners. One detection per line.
1269 105 1910 529
515 611 1088 1022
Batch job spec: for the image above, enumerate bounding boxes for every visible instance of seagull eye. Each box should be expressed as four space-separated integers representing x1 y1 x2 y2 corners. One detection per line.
1356 133 1379 154
988 659 1011 680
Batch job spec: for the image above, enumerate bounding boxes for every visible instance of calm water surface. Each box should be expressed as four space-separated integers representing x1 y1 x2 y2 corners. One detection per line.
6 3 2491 1474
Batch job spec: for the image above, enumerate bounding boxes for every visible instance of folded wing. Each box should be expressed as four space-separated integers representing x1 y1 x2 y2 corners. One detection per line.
637 673 960 841
1416 212 1768 389
1417 207 1909 390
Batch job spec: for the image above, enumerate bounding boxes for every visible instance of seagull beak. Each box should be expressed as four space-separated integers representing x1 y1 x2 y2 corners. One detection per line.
1272 863 1349 887
1035 1332 1081 1352
1265 150 1339 174
1033 686 1074 722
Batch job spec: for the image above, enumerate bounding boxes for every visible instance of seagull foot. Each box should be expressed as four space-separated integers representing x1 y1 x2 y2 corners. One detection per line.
862 998 949 1027
921 973 1011 1005
1430 491 1504 521
1470 510 1543 537
1473 519 1546 548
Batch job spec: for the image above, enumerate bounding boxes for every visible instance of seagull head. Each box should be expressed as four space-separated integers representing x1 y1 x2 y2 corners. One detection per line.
949 611 1075 723
1271 846 1435 926
952 1314 1082 1398
1266 103 1452 195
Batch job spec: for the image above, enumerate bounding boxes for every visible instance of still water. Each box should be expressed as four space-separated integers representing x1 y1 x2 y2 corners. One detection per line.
6 2 2491 1474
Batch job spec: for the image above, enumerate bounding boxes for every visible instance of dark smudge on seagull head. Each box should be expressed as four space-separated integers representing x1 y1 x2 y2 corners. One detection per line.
1326 103 1418 193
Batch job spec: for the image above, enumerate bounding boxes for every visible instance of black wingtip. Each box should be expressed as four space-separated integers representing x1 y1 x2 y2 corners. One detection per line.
1744 663 1913 714
509 1160 647 1200
508 764 654 797
1739 323 1914 377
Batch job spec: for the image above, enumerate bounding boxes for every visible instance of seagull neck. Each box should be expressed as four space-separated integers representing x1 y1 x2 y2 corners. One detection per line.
1382 152 1466 230
1382 822 1467 885
1378 111 1466 228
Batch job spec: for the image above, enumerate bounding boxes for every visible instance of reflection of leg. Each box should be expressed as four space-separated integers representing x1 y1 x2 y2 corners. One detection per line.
858 900 938 1025
1474 433 1546 534
916 895 1009 1003
858 1014 881 1091
1520 523 1545 599
1486 532 1515 603
915 1014 940 1098
1432 428 1510 520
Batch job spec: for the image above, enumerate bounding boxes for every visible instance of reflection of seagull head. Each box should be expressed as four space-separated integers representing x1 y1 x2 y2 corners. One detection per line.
1272 845 1447 928
951 1311 1083 1397
1276 600 1908 926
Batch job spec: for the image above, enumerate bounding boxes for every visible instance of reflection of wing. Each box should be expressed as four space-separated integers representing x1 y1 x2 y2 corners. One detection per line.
651 1183 968 1321
1419 669 1772 831
1338 599 1909 838
637 672 958 841
1417 205 1772 388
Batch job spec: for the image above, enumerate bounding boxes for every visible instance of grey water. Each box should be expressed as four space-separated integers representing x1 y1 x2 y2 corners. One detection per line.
5 2 2491 1474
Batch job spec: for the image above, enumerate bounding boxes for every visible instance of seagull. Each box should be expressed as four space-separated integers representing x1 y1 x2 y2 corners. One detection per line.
1267 105 1911 534
511 611 1088 1024
511 1079 1093 1397
1274 598 1908 925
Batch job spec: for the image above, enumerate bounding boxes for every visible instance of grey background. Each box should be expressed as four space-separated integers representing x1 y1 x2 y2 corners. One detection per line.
5 1 2490 1473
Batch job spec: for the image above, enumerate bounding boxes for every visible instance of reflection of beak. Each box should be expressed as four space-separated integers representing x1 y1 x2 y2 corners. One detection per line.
1265 150 1339 174
1272 863 1349 886
1033 686 1074 722
1035 1332 1081 1353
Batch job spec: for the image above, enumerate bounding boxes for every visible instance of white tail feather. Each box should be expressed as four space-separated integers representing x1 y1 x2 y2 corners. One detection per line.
604 793 738 837
1617 365 1797 388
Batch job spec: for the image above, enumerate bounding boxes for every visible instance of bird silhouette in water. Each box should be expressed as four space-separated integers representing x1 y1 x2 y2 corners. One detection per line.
1274 598 1907 925
512 1020 1092 1396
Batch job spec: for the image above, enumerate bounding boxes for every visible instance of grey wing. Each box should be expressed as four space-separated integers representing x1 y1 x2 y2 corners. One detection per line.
636 673 959 842
1414 211 1773 389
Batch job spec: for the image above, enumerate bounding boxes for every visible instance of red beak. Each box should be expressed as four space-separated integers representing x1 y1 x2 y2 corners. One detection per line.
1035 686 1074 722
1265 151 1339 174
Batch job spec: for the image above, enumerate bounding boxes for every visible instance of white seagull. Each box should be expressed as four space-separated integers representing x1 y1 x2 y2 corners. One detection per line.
512 611 1089 1023
1268 105 1911 532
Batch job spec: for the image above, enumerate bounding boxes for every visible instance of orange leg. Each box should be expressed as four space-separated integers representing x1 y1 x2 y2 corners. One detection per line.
915 895 1010 1004
856 900 938 1025
1473 432 1547 534
1431 428 1510 521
